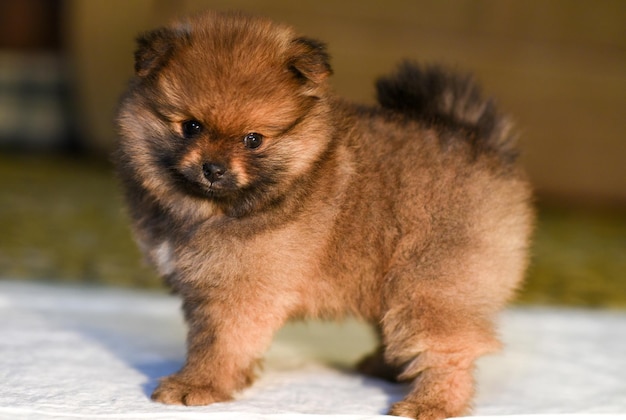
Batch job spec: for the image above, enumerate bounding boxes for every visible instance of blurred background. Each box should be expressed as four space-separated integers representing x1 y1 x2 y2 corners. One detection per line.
0 0 624 307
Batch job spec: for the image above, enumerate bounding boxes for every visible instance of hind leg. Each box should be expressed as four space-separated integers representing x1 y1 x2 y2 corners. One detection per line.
380 295 501 420
378 241 514 420
379 200 530 419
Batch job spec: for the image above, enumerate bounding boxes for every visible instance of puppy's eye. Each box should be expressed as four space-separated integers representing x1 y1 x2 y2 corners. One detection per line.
243 132 263 149
181 120 203 139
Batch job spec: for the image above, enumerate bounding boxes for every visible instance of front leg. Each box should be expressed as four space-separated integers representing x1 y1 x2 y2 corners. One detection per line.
152 293 284 406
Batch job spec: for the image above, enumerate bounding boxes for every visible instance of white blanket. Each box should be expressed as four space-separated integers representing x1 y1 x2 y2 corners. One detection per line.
1 281 625 420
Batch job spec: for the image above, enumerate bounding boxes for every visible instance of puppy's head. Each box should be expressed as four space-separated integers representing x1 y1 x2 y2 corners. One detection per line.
116 11 333 219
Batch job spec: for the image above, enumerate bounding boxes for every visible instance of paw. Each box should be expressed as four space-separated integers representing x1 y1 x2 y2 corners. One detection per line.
151 374 231 406
389 400 449 420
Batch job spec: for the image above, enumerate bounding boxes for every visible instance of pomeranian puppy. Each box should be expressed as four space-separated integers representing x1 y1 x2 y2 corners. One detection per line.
115 11 533 420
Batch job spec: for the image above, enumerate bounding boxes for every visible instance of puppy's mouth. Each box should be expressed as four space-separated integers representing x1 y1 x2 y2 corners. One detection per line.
194 181 229 198
171 165 238 200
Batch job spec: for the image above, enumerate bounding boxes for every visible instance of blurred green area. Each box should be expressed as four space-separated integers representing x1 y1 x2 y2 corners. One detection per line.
0 155 625 308
521 206 626 308
0 155 158 288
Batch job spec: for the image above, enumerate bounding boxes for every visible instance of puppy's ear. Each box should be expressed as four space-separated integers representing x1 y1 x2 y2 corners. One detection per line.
134 27 188 78
288 37 332 87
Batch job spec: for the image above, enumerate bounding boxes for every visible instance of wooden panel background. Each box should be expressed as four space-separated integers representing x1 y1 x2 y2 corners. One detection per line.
66 0 626 203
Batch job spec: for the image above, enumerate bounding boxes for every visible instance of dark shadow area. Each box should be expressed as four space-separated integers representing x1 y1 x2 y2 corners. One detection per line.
69 322 184 400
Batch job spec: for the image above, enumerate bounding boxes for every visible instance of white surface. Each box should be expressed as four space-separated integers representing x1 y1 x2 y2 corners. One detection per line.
0 280 625 420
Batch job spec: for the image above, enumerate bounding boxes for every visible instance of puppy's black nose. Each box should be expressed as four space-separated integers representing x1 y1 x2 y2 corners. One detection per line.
202 162 227 183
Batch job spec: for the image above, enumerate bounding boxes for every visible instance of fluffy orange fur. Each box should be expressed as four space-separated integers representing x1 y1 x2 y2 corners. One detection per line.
115 11 534 420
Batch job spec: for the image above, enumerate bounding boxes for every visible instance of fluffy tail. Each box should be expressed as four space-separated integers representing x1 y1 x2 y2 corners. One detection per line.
376 61 518 162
